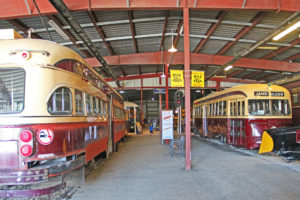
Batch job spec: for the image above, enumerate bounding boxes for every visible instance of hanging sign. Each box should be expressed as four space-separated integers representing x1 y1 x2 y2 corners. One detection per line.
191 71 204 87
170 70 184 87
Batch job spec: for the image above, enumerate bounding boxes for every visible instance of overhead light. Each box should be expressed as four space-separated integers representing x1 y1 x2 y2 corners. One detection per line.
168 44 177 53
224 65 233 71
257 46 279 50
196 89 201 93
273 21 300 41
168 29 177 53
119 90 125 94
48 20 70 41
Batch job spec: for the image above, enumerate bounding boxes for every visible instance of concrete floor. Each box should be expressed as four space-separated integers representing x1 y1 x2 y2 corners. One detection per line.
70 134 300 200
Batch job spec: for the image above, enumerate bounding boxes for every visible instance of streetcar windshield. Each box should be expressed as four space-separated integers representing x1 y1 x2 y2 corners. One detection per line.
0 68 25 113
248 99 290 116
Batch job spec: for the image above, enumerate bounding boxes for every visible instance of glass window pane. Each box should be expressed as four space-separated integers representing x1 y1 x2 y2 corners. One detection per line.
93 96 97 115
75 90 84 114
271 99 290 115
48 87 72 114
0 68 25 113
86 94 92 115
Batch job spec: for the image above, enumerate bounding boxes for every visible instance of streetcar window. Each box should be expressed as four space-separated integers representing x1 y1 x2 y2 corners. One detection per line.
86 93 92 115
215 102 218 116
75 90 84 114
238 101 241 116
0 68 25 113
48 87 72 114
223 101 227 116
233 102 236 116
230 102 233 116
98 98 102 117
271 100 290 115
93 96 97 116
248 99 270 116
242 101 245 116
103 101 107 117
219 102 222 116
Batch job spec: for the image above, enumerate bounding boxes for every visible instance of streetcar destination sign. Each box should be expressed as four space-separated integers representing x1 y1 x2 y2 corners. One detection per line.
254 91 269 96
271 92 284 97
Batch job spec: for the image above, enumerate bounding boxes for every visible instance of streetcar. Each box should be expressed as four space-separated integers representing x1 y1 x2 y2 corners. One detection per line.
0 30 126 197
124 101 141 134
192 84 292 149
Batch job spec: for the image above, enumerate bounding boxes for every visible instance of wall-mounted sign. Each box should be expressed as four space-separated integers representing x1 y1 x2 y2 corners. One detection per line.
170 70 184 87
153 88 166 94
191 71 204 87
254 91 269 96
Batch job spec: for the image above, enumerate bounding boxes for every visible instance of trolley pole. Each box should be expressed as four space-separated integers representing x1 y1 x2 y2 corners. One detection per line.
184 6 191 170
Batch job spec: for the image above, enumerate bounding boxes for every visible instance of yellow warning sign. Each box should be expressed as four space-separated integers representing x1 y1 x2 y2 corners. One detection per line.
170 70 184 87
191 71 204 87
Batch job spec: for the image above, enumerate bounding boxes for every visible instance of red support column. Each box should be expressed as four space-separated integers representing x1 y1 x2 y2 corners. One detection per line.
184 6 191 170
141 79 143 133
159 94 162 135
165 64 169 110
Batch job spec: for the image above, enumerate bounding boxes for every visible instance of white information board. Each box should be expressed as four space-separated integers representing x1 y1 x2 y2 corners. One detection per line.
162 110 173 143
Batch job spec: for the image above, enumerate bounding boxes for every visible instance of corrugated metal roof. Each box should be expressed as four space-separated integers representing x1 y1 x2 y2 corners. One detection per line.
0 8 299 95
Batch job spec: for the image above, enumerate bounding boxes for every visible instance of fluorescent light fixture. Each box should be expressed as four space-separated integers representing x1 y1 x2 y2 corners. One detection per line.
119 90 125 94
273 21 300 41
196 89 201 93
224 65 233 71
48 20 70 41
160 73 166 78
257 46 278 50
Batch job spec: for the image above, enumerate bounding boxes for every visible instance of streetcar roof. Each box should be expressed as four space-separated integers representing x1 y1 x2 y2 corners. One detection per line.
0 38 122 100
124 101 139 108
193 84 290 104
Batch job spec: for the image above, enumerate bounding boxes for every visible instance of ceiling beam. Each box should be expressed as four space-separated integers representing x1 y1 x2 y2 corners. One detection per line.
104 73 258 84
193 11 227 53
128 10 141 75
205 10 300 82
47 15 91 58
173 19 183 48
217 11 266 55
7 19 41 39
1 0 300 20
159 11 169 51
87 11 115 55
226 69 245 78
85 51 300 73
262 38 300 60
284 52 300 62
87 11 126 76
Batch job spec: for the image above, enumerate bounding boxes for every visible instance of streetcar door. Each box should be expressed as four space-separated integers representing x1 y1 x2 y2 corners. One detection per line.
228 100 238 145
107 96 113 156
